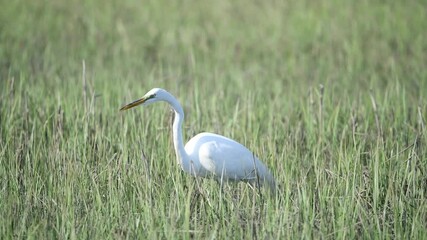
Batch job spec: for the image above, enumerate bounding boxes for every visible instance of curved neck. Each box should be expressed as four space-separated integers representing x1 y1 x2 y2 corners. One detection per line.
166 97 191 170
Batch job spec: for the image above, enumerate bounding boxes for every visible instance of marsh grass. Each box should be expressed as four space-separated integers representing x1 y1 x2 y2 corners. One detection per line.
1 0 426 238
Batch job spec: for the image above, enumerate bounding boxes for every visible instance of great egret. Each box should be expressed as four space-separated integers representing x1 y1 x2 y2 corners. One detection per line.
120 88 276 191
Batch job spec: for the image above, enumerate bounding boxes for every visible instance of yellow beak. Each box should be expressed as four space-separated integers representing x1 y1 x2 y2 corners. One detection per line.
120 96 148 111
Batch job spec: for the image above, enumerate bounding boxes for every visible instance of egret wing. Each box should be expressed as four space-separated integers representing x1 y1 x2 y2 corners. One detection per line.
186 133 273 183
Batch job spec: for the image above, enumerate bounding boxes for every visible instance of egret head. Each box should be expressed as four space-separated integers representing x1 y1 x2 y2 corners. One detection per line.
120 88 172 111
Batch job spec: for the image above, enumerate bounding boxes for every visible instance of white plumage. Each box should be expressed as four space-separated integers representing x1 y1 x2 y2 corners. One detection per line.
120 88 276 191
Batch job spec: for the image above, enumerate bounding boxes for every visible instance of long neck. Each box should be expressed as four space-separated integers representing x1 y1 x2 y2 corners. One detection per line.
167 98 190 170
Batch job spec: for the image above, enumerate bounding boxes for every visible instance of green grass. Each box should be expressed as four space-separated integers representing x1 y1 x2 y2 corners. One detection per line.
1 0 426 238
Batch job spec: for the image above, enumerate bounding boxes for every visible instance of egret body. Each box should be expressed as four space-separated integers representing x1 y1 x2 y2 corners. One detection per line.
120 88 276 190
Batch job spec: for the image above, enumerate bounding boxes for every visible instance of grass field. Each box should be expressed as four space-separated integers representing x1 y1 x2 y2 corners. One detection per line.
1 0 426 238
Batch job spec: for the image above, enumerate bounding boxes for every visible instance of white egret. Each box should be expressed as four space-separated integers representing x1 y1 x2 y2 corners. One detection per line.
120 88 276 191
